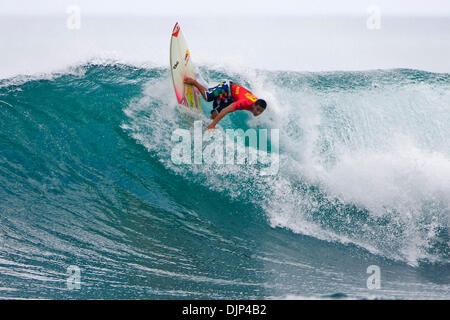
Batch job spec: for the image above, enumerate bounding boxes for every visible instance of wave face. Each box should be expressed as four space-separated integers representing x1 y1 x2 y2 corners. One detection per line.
0 63 449 299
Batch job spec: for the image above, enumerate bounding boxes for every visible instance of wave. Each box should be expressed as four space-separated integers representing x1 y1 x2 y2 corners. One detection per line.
123 64 450 265
0 62 449 298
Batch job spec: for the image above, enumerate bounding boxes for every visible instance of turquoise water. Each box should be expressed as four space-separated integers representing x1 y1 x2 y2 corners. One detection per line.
0 63 448 299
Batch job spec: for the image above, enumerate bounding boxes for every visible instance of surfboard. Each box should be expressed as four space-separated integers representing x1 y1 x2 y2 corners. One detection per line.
170 22 202 111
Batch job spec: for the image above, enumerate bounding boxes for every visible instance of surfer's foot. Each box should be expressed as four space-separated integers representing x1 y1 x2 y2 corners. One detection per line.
184 77 207 100
184 77 195 85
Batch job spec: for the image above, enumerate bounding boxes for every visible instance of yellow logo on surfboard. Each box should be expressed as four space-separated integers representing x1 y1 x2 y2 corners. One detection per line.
184 50 190 65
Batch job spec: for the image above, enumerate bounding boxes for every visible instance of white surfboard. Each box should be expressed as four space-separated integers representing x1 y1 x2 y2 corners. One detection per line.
170 22 202 111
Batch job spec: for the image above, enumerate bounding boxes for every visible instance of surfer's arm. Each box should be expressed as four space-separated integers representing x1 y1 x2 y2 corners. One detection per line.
184 77 207 100
207 104 235 130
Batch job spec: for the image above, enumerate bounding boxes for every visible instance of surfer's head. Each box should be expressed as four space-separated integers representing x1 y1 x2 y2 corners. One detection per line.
252 99 267 116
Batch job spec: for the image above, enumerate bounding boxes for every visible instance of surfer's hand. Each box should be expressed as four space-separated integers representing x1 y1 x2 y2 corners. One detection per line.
206 123 215 131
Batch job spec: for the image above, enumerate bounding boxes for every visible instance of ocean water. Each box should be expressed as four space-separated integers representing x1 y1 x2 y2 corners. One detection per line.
0 16 449 299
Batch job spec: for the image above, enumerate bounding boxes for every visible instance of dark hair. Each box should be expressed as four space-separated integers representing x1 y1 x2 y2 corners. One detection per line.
255 99 267 109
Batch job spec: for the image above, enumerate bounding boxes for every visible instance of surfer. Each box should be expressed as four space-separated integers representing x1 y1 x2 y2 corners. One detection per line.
184 77 267 130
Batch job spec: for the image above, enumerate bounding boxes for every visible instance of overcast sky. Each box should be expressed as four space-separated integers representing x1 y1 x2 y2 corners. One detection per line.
2 0 450 16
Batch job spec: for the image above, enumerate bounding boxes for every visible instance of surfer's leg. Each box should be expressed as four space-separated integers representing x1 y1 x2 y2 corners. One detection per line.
207 82 232 119
210 99 227 119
